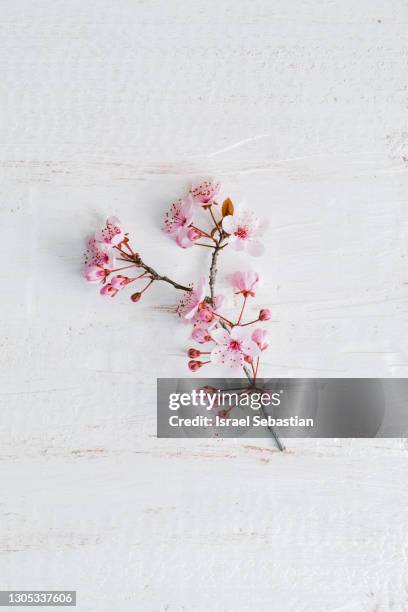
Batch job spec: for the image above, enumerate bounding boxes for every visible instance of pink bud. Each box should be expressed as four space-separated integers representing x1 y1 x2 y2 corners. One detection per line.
192 328 212 344
259 308 271 321
188 360 203 372
188 348 201 358
217 409 229 418
100 283 118 298
111 275 130 290
199 308 214 323
187 227 202 241
84 264 108 283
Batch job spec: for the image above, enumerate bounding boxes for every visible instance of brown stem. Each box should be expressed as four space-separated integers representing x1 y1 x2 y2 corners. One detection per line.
237 296 247 325
130 254 192 293
209 206 222 236
209 243 221 305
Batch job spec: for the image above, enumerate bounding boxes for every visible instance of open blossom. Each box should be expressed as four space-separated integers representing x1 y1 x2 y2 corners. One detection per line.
231 271 259 297
84 237 115 268
210 327 261 369
190 180 220 205
178 278 206 320
222 208 264 256
251 329 270 351
84 264 109 283
95 216 124 247
163 195 195 244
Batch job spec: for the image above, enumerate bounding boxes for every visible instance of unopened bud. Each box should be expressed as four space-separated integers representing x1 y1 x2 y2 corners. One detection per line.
188 348 201 358
187 227 202 241
130 292 142 302
188 360 203 372
259 308 271 321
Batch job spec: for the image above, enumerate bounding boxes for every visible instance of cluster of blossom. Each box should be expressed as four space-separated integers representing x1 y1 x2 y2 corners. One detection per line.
179 271 271 381
83 180 271 381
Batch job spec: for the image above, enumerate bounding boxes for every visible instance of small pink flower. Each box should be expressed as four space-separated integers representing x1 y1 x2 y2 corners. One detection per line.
231 270 259 297
100 283 118 298
251 329 270 351
84 237 115 268
259 308 271 321
163 196 194 236
95 216 124 246
178 278 207 320
84 264 109 283
222 208 265 256
111 275 132 290
190 180 220 205
210 327 260 369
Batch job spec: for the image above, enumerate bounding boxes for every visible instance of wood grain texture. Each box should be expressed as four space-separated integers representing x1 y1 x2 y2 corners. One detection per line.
0 1 407 610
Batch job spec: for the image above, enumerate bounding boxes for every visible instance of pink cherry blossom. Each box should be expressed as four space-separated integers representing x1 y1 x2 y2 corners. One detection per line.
100 283 118 298
222 208 265 256
251 329 270 351
84 237 115 268
210 326 261 369
95 216 124 247
84 264 109 283
163 196 195 238
190 180 220 205
231 270 259 297
111 275 132 290
178 277 207 320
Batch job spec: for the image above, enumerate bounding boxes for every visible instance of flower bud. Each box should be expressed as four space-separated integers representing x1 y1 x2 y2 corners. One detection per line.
100 283 118 298
130 292 142 302
244 355 253 364
259 308 271 321
217 410 229 418
188 348 201 358
188 360 203 371
199 307 214 323
187 227 202 241
192 328 212 344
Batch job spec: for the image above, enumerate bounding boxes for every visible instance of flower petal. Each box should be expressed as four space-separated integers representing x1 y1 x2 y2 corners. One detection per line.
241 339 261 358
211 328 231 346
247 240 264 256
222 215 236 234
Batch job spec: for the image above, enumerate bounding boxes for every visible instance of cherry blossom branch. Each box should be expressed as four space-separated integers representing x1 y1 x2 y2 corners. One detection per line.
130 253 192 293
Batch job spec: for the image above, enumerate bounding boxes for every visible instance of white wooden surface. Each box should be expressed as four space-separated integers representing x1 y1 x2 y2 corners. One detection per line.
1 2 408 610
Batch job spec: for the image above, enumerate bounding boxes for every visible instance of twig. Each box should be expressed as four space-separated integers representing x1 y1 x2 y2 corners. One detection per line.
130 254 192 293
209 243 221 305
243 365 284 451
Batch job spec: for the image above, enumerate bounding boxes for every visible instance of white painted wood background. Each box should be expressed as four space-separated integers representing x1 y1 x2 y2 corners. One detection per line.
1 1 408 610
